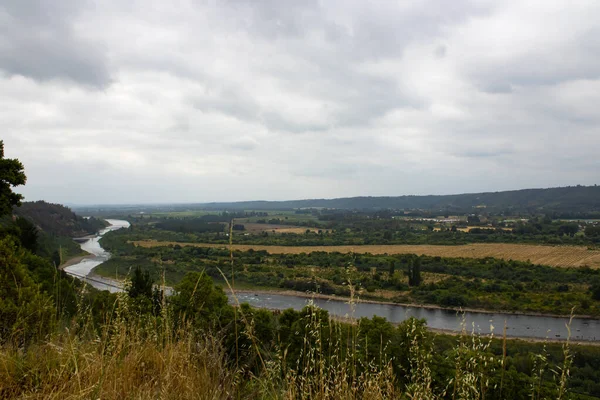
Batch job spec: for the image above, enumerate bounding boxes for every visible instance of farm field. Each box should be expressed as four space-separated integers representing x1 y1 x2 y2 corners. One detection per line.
433 226 514 232
132 240 600 268
241 223 330 234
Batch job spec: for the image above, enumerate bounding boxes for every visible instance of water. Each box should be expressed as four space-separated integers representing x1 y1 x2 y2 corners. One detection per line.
64 220 600 341
231 292 600 342
64 219 130 292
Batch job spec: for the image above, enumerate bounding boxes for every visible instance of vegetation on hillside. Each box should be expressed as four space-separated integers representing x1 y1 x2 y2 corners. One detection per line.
164 185 600 216
1 200 108 263
14 200 107 238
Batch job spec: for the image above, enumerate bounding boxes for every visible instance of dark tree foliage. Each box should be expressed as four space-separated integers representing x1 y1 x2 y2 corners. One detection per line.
591 284 600 301
128 266 154 299
14 201 108 237
0 238 54 345
407 256 422 287
13 216 39 252
170 272 230 329
0 140 26 218
127 266 164 315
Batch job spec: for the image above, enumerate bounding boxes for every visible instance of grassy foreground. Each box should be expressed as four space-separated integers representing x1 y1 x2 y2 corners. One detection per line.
1 285 593 400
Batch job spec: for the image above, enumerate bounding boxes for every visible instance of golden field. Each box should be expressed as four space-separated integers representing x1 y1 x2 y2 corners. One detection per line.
132 241 600 268
241 223 331 234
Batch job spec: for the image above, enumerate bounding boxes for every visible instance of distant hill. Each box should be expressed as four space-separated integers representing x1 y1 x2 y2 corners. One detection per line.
14 201 108 237
199 185 600 216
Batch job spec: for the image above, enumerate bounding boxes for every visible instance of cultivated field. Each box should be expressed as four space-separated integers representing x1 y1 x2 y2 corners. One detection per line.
241 223 330 234
433 226 513 232
132 241 600 268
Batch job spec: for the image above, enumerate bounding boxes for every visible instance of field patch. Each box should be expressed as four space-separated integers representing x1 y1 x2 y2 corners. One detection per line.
240 223 329 234
131 241 600 268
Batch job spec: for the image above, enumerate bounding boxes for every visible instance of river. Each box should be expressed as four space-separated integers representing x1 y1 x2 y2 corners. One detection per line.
232 292 600 342
64 219 130 292
65 220 600 341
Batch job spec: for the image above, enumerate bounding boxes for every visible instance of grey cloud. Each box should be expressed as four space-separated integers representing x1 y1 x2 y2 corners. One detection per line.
455 148 515 159
291 163 359 179
0 0 111 87
473 28 600 93
177 0 481 132
477 66 600 93
434 45 447 59
2 0 600 204
228 137 259 151
222 0 321 38
224 0 487 60
190 87 261 123
260 111 330 133
481 82 513 94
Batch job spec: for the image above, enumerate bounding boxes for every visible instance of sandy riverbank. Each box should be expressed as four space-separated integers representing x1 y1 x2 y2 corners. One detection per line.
59 254 94 270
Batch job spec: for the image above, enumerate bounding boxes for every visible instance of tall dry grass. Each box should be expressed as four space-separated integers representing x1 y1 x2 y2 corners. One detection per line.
0 291 576 400
0 291 235 399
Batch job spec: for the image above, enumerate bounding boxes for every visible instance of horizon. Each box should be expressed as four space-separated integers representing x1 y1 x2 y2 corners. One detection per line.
51 183 596 207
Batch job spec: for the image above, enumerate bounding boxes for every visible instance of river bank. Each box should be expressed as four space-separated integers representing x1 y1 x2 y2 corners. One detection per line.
60 254 94 269
228 290 600 341
63 219 131 292
226 288 598 320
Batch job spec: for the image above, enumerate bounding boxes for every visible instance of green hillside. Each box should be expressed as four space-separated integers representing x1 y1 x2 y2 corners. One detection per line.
198 185 600 216
14 200 107 237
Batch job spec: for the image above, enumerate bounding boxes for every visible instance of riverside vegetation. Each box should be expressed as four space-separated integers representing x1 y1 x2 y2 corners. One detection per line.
97 227 600 317
2 141 600 398
115 210 600 248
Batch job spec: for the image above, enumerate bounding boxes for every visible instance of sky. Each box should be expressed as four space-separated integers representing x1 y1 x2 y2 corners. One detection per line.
1 0 599 205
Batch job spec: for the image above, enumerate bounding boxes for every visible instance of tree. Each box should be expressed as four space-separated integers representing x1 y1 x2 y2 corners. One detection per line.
127 266 163 315
0 238 54 345
13 216 39 252
591 283 600 301
0 140 26 218
407 257 422 287
413 256 422 286
170 272 230 329
128 266 154 299
467 215 481 225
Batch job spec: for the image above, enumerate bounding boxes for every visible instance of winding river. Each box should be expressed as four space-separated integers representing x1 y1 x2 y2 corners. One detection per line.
66 220 600 341
64 219 130 293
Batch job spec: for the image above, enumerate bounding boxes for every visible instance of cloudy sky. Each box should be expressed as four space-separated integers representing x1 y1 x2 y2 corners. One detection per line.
2 0 599 204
